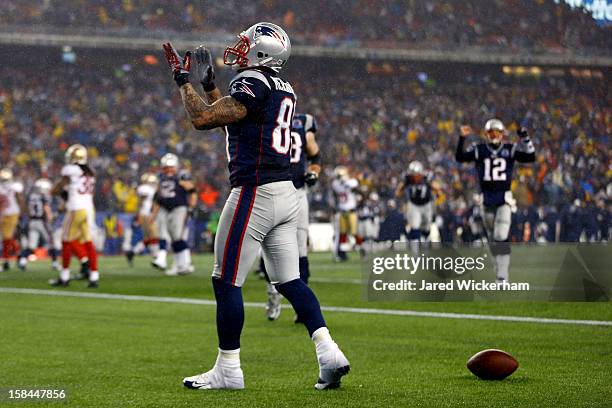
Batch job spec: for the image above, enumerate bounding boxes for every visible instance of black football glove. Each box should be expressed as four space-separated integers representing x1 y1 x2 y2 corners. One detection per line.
194 45 216 92
162 42 192 87
517 127 529 139
304 171 319 186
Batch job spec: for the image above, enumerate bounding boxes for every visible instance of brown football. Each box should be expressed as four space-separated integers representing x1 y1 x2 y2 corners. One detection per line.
467 349 518 380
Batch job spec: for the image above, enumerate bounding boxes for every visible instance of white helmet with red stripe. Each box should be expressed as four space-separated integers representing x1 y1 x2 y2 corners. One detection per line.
224 22 291 72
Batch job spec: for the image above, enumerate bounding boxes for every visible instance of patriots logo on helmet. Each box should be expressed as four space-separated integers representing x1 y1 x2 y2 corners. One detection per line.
254 25 286 48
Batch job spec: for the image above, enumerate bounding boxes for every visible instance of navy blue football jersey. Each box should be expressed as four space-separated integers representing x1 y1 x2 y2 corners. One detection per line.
227 68 297 188
456 138 536 207
155 173 190 210
28 192 48 220
290 113 317 189
404 172 433 205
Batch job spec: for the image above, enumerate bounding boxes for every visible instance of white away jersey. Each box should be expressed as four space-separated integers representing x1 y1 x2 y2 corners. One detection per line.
137 183 156 216
0 181 24 216
61 164 95 211
332 178 359 212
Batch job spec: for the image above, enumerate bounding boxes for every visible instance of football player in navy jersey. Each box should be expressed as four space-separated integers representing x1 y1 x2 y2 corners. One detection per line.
395 161 436 245
456 119 536 282
163 22 349 391
262 112 321 321
17 178 59 271
150 153 196 275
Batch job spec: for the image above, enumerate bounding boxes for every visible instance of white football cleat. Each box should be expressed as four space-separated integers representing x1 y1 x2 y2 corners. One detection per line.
315 344 350 390
177 264 194 275
183 367 244 390
165 264 178 276
265 284 282 321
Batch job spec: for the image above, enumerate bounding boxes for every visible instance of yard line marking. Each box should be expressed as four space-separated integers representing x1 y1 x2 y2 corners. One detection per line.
1 287 611 327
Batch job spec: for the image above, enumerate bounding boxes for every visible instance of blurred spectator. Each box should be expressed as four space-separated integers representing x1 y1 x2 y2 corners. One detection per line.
0 0 609 52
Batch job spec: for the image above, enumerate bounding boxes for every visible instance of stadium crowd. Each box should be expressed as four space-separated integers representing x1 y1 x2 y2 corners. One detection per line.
1 0 610 52
0 45 609 244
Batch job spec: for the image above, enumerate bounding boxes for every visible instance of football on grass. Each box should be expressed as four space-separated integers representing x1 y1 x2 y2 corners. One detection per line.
467 349 518 380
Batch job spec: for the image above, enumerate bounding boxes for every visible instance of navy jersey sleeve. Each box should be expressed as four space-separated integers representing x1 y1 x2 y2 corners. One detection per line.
228 71 272 115
455 136 477 162
511 137 536 163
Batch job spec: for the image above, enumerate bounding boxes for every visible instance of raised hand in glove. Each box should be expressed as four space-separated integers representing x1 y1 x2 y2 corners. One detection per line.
304 171 319 186
193 45 216 92
162 42 192 87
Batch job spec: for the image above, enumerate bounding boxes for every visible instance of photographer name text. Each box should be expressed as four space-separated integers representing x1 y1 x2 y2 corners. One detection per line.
372 279 530 291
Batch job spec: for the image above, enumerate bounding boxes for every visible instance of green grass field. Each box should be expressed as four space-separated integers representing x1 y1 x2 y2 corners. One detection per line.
1 252 610 407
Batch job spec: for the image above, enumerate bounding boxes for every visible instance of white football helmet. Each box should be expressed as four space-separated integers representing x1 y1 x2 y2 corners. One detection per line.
34 178 52 194
334 166 349 180
65 144 88 165
160 153 179 169
484 119 505 145
0 168 13 182
408 161 424 175
224 22 291 72
140 172 159 186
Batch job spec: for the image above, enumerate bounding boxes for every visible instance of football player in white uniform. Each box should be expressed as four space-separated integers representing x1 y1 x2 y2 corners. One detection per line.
49 144 99 287
0 168 24 271
331 166 359 261
125 172 161 265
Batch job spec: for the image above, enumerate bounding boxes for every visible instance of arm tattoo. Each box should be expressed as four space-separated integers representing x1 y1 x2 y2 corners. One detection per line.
179 83 247 130
204 88 223 104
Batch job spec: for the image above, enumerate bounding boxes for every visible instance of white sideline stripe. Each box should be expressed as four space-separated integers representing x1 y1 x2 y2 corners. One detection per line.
1 287 611 327
309 277 361 284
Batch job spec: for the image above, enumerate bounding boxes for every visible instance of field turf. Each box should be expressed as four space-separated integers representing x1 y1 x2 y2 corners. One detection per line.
1 252 610 407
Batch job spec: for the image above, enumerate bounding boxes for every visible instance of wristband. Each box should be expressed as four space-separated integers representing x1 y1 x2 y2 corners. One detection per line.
203 81 216 92
307 151 321 165
174 72 190 87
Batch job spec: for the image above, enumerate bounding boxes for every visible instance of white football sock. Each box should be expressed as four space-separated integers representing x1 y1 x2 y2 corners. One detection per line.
495 254 510 282
60 269 70 282
217 348 241 369
312 327 335 355
184 249 192 266
89 271 99 282
267 282 279 295
173 250 185 269
155 249 167 265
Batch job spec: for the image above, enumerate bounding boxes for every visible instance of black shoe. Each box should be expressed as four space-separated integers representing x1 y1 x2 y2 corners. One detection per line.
126 251 134 267
2 261 9 271
87 280 98 288
79 260 90 279
49 278 69 287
